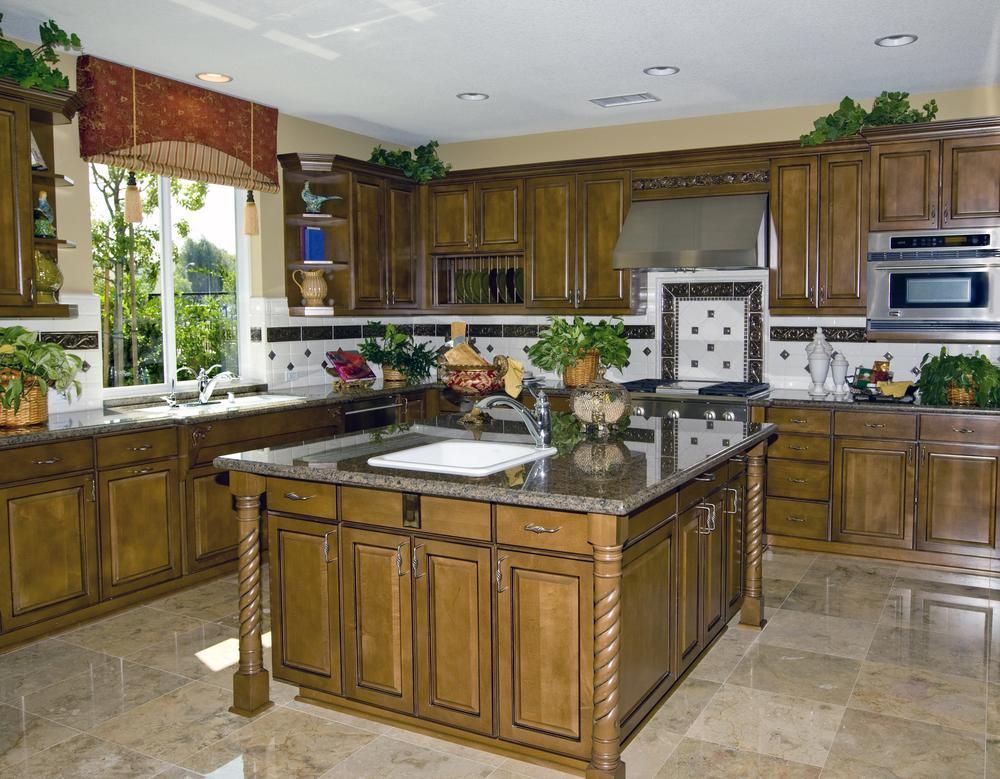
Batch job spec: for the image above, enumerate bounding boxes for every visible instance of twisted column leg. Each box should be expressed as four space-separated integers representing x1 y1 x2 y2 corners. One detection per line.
229 472 273 717
740 443 767 628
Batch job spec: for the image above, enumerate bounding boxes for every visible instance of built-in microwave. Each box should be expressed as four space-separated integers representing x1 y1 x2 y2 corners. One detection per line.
867 228 1000 342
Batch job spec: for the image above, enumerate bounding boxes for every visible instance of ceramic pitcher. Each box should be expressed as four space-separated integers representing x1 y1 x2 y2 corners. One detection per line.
292 268 328 307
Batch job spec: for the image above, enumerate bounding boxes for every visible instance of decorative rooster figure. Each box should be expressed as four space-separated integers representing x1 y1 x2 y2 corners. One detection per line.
301 182 342 214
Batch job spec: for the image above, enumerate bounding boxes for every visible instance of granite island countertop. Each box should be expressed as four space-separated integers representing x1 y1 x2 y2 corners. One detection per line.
753 388 1000 416
214 410 776 516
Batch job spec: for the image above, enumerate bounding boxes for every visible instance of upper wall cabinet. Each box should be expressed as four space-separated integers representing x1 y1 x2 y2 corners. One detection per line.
428 178 523 253
941 136 1000 228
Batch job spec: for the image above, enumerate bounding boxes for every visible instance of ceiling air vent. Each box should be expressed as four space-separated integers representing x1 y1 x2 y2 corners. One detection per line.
589 92 660 108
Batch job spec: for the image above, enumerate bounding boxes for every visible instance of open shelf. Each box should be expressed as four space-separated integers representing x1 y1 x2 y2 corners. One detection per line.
287 261 349 271
34 237 76 250
285 213 347 227
0 303 75 318
282 170 349 186
32 171 74 187
289 305 336 316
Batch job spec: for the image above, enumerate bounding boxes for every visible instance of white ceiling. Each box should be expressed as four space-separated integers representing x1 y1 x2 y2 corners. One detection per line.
4 0 1000 145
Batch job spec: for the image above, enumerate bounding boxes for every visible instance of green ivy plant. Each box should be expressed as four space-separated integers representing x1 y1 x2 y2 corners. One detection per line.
526 316 631 374
917 347 1000 407
0 13 81 92
0 326 82 411
369 140 451 183
358 322 436 384
800 91 938 146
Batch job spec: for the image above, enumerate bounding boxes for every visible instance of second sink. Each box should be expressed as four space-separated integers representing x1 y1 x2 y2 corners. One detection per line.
368 439 557 477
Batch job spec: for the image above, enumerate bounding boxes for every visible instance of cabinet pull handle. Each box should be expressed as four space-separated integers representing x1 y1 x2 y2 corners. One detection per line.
943 206 950 221
496 555 507 593
127 444 153 452
907 447 913 464
787 477 808 484
283 492 314 501
729 455 748 463
952 427 975 434
724 487 740 517
524 523 561 534
132 467 153 475
411 543 425 578
395 541 407 577
786 516 806 523
694 473 715 482
322 531 336 563
931 204 937 221
788 445 808 452
697 502 714 534
789 418 808 424
31 457 62 465
864 423 885 429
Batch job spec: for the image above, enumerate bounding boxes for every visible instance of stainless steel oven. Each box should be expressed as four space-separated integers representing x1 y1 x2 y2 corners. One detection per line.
867 228 1000 342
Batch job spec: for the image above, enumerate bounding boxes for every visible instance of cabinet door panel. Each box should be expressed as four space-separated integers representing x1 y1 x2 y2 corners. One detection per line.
429 184 474 252
769 156 818 310
0 475 98 629
498 551 592 759
353 174 386 308
942 137 1000 227
526 175 575 307
702 494 726 644
477 178 523 251
387 182 418 307
415 539 493 734
870 141 940 230
99 461 181 597
676 505 702 673
0 96 31 307
818 152 868 312
725 475 745 620
342 526 414 713
269 515 341 693
833 438 915 548
917 444 1000 557
186 467 238 572
577 171 630 310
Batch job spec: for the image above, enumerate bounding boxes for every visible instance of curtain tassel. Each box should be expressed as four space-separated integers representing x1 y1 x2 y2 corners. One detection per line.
243 190 259 235
124 171 143 224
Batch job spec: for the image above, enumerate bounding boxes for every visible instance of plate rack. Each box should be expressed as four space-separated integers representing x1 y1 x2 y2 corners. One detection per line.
434 254 525 306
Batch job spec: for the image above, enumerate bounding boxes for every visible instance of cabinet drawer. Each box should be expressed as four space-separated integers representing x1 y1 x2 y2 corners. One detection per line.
920 414 1000 446
0 438 93 482
767 459 830 501
186 407 337 464
769 433 831 462
266 477 337 520
767 498 829 540
420 496 491 541
497 506 590 555
766 408 831 435
341 486 403 528
678 468 725 511
97 427 177 469
835 411 915 440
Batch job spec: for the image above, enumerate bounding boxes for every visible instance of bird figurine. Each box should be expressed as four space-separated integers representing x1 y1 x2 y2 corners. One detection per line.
33 190 55 237
301 182 342 214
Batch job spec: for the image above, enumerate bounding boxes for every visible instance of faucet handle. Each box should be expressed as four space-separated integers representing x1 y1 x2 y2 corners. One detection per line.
534 389 550 410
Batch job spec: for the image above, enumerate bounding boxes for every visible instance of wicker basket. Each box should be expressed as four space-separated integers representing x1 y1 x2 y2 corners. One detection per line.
947 383 977 407
439 356 508 396
563 350 599 388
382 367 407 383
0 369 49 427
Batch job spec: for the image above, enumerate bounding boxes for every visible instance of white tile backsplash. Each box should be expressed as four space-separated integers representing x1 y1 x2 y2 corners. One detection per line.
676 299 746 381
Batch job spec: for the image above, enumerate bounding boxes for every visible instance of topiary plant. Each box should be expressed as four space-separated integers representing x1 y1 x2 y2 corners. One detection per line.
370 140 451 183
800 91 938 146
0 13 81 92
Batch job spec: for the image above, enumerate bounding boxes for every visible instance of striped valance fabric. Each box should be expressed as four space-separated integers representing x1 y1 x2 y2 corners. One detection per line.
76 55 279 193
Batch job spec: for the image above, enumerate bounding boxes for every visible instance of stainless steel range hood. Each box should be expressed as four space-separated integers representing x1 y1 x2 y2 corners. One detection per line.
613 193 768 270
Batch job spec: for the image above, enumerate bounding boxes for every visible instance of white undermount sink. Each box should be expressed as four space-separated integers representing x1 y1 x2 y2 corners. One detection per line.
368 440 557 477
115 394 305 418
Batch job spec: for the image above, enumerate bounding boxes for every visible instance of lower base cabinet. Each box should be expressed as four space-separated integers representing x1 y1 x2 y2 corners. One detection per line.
185 467 237 573
832 438 915 548
725 471 745 621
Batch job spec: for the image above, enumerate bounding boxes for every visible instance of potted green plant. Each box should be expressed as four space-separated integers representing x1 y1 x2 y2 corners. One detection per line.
0 14 81 92
0 326 83 426
917 347 1000 408
526 316 631 387
369 140 451 183
358 322 436 384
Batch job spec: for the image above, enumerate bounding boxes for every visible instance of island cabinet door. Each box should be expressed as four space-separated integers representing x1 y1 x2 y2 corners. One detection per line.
832 438 916 549
676 503 704 674
916 444 1000 558
414 538 493 734
701 491 727 646
341 526 414 714
185 467 239 574
268 515 341 694
725 472 746 621
497 551 593 759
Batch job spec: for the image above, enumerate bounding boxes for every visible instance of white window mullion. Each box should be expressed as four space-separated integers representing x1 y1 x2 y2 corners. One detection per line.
159 176 179 386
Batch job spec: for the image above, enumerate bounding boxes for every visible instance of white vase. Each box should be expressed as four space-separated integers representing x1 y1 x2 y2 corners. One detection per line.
831 352 850 397
806 328 832 397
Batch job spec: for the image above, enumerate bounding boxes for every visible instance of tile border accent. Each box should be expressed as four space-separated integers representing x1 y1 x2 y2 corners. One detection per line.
633 169 769 192
39 331 99 350
770 326 867 342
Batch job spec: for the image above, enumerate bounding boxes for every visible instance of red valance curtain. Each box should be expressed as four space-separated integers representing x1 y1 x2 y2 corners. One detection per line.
76 55 279 193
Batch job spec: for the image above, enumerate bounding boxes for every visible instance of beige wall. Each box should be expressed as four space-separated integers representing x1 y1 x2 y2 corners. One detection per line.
438 85 1000 170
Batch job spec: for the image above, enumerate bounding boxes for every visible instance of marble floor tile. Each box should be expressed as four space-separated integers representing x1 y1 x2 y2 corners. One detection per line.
641 677 720 735
989 736 1000 779
145 581 241 623
284 698 395 735
151 768 202 778
727 643 861 705
797 557 899 592
386 726 507 767
488 759 575 778
824 708 986 778
90 681 254 765
0 639 116 702
780 580 888 622
620 716 681 777
758 609 877 660
654 737 821 778
318 735 495 778
19 658 188 731
0 704 77 770
849 660 987 733
60 607 207 657
0 732 167 778
688 633 756 684
986 682 1000 736
867 623 990 681
125 621 238 679
686 684 844 767
763 577 798 606
881 585 995 635
181 706 375 777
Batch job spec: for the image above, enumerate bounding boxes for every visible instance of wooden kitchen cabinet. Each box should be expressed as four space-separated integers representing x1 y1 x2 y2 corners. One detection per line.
0 474 99 630
769 155 818 310
677 492 726 674
185 466 238 573
352 174 418 310
497 550 593 759
414 538 494 734
941 136 1000 228
701 490 727 644
577 170 631 310
0 96 31 308
386 181 419 306
832 437 915 549
428 183 474 252
724 467 745 621
341 525 415 714
917 443 1000 558
525 174 576 308
429 178 523 253
268 514 342 694
98 460 181 598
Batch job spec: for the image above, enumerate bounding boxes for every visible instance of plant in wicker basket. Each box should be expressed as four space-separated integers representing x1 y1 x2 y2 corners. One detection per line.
358 322 436 384
0 326 82 424
526 316 630 387
916 347 1000 408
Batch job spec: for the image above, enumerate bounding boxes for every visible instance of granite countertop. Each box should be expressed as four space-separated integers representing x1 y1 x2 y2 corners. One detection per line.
214 411 776 516
0 381 440 449
754 388 1000 416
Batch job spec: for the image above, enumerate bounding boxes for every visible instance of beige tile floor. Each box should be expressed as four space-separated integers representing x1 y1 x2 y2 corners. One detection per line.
2 549 1000 777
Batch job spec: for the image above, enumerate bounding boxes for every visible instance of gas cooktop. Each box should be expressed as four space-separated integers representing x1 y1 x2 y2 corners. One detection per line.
622 379 770 400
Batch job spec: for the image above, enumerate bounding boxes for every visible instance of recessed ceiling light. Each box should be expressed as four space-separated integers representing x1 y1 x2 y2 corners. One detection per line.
643 65 680 76
456 92 489 101
874 34 918 47
196 72 233 83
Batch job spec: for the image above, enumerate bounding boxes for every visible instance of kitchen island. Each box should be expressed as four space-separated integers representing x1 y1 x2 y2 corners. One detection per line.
216 409 774 777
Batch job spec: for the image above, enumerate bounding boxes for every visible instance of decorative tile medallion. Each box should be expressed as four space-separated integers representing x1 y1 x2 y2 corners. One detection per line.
39 331 99 350
770 326 867 342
